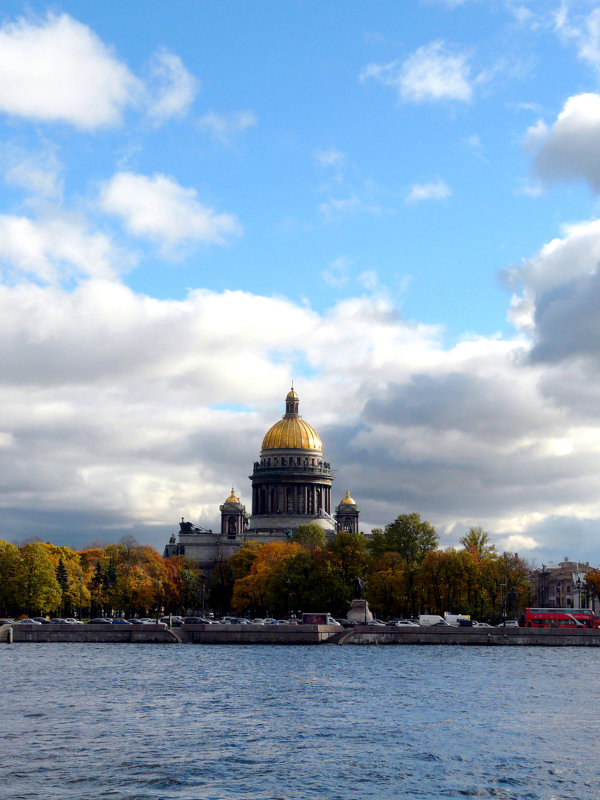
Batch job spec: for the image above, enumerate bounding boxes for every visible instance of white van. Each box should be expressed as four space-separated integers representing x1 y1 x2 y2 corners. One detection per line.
418 614 449 626
444 613 473 627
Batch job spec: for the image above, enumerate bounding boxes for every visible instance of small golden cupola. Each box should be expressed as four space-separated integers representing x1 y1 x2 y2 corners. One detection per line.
340 489 356 505
224 488 240 504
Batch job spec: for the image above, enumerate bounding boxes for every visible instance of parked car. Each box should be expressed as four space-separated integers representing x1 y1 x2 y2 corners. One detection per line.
0 618 14 625
112 618 132 625
263 618 279 625
64 618 83 624
32 617 51 624
88 617 113 624
50 618 67 624
497 620 519 628
13 618 41 625
183 617 212 624
368 618 387 626
160 616 184 627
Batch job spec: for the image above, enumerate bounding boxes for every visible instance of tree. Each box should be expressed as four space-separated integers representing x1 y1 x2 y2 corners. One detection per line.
56 557 69 615
369 513 438 566
291 523 326 552
460 527 496 561
15 543 61 615
0 540 20 616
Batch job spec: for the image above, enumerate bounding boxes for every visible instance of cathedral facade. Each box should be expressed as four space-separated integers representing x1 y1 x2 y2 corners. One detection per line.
164 388 360 573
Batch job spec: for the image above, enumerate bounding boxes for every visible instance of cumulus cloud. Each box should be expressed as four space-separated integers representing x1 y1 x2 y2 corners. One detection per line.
146 48 199 123
0 275 600 560
406 177 452 203
0 213 121 283
528 94 600 192
0 13 140 129
360 40 473 103
198 110 257 144
99 171 241 249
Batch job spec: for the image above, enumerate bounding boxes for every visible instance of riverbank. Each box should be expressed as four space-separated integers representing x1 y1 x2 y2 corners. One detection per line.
5 621 600 645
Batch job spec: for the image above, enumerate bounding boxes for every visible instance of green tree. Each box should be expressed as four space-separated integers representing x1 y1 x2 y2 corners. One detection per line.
369 513 438 566
459 527 496 561
291 523 326 552
56 557 69 615
0 540 21 616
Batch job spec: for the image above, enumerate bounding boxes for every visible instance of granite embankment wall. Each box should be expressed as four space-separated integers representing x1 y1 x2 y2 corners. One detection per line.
338 625 600 646
4 623 600 645
180 623 342 644
3 623 179 643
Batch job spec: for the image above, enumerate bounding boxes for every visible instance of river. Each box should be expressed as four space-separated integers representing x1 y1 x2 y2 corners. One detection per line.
0 644 596 799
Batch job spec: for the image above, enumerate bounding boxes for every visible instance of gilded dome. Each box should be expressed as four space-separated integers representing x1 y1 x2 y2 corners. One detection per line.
340 489 355 505
224 488 240 504
261 388 322 452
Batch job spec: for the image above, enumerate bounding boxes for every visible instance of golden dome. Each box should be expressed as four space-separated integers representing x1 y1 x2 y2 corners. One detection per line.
262 417 322 451
224 488 240 504
340 489 355 505
261 388 322 451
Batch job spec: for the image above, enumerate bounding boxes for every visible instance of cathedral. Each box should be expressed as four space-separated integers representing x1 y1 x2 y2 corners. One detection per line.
164 387 360 573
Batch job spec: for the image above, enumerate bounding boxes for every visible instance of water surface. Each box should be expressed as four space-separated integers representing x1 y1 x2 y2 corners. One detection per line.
0 644 596 799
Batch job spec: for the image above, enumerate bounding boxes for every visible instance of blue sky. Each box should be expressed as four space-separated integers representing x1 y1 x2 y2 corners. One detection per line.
4 1 600 565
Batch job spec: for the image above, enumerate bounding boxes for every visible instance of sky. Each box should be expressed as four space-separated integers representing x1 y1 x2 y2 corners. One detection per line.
3 1 600 566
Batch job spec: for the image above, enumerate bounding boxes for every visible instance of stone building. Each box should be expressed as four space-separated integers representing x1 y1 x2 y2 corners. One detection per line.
531 559 595 610
164 387 360 574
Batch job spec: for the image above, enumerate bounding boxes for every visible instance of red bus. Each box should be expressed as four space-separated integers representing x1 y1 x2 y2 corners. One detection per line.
523 608 600 628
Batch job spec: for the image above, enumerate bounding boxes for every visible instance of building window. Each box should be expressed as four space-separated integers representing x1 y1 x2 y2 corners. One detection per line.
281 457 286 466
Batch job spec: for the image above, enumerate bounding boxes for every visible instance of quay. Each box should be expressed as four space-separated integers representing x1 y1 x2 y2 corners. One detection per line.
5 622 600 645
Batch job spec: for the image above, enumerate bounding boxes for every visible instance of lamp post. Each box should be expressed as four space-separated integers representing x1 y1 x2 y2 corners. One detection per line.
576 577 582 610
541 565 546 607
500 582 506 625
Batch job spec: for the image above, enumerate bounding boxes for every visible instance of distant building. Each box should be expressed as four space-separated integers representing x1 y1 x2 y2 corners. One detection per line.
164 388 360 574
532 558 596 610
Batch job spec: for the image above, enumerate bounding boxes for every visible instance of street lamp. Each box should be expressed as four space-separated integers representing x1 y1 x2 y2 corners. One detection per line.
500 582 506 625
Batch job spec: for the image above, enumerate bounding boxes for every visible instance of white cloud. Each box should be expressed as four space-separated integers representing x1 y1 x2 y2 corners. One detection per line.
99 171 241 249
361 40 473 103
528 93 600 191
0 213 121 283
0 275 599 559
0 13 140 129
555 6 600 73
318 195 361 219
146 48 199 123
198 110 257 144
406 177 452 204
4 151 64 200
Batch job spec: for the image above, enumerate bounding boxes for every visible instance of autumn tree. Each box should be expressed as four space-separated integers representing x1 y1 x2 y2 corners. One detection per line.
15 543 61 615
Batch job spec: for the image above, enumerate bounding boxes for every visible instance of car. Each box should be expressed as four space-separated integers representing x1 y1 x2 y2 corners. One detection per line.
160 616 184 627
431 620 452 626
0 618 14 625
367 618 387 626
112 618 132 625
497 620 519 628
475 622 493 628
64 618 83 624
183 617 212 624
50 617 67 624
32 617 51 624
263 618 279 625
252 618 266 624
13 618 42 625
87 617 113 624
